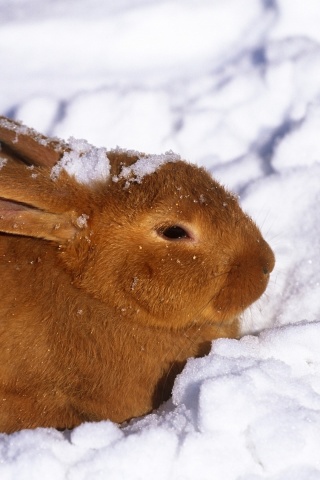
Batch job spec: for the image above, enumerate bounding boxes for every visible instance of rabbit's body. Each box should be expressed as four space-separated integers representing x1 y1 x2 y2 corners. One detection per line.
0 117 274 433
0 235 222 431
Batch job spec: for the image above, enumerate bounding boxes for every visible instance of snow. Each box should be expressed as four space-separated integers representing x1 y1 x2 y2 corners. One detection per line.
0 158 8 170
50 141 180 186
114 150 181 186
76 214 90 229
50 138 110 184
1 0 320 478
0 116 63 149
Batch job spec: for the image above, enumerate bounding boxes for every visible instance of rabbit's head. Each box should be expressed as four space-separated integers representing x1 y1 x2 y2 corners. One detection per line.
0 116 274 333
67 155 274 331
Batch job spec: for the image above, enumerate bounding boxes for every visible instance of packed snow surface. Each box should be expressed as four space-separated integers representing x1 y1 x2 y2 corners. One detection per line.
1 0 320 478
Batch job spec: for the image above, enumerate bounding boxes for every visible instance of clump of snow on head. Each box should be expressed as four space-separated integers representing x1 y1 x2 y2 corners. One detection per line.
76 214 89 228
0 157 8 170
50 137 110 185
114 150 181 187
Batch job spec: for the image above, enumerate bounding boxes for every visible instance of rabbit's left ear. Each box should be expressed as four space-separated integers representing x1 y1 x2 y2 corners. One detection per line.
0 157 85 243
0 116 82 242
0 116 66 167
0 198 78 242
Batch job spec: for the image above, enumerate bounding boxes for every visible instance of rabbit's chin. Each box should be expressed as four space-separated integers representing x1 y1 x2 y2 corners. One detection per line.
195 276 273 331
196 302 253 332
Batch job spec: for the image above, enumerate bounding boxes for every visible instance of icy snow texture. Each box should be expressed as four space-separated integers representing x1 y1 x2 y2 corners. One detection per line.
50 137 110 184
114 150 181 186
1 0 320 478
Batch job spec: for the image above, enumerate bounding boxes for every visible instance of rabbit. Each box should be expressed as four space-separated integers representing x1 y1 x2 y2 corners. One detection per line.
0 116 275 433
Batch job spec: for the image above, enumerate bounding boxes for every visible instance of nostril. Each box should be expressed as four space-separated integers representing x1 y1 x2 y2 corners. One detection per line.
260 241 276 275
262 252 275 275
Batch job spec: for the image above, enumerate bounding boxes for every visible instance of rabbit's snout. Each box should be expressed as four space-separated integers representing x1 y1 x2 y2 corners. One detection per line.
215 234 275 317
260 239 276 276
233 237 275 276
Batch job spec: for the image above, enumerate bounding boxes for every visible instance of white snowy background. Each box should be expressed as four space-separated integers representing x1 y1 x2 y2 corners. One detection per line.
1 0 320 478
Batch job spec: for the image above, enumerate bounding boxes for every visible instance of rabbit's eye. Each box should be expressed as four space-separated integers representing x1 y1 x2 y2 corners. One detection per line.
160 226 190 240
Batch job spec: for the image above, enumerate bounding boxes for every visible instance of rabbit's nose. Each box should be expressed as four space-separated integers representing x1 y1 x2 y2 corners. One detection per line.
260 240 275 276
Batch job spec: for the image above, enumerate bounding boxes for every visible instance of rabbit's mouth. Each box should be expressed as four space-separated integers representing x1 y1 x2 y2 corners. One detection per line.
210 241 275 320
202 239 275 324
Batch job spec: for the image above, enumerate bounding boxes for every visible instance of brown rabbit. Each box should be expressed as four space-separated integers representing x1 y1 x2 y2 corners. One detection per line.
0 116 275 433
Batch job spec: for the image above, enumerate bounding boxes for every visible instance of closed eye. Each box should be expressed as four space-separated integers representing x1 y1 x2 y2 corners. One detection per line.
158 225 190 240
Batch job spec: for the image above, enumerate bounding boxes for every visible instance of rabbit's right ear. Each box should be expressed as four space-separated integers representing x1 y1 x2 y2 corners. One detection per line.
0 159 84 243
0 116 67 167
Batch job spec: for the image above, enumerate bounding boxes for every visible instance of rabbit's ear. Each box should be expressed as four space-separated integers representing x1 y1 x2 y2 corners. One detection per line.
0 116 67 167
0 198 78 242
0 159 83 243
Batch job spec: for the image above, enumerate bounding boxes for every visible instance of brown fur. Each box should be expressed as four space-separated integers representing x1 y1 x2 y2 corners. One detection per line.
0 116 275 433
